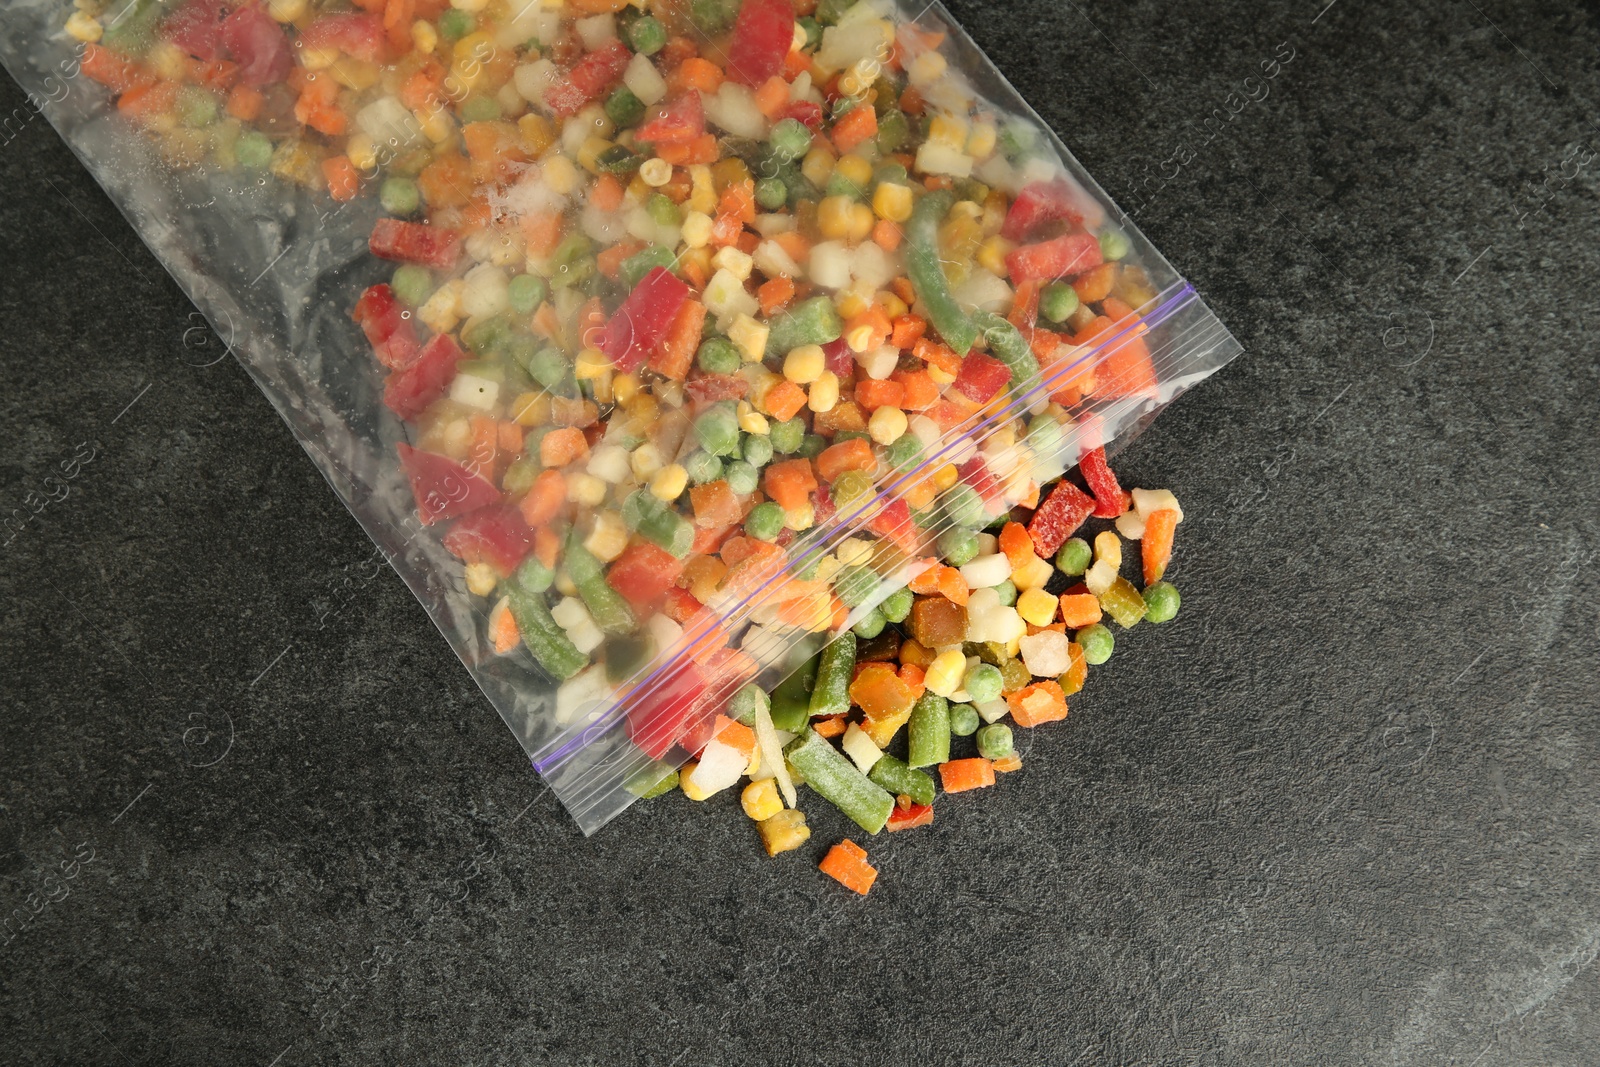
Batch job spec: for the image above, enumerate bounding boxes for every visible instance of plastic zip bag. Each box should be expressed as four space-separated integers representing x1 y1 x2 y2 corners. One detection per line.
1 0 1239 835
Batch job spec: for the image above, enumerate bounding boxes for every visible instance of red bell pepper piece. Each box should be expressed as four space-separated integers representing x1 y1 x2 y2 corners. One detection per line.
625 657 710 760
1001 178 1085 242
868 496 918 553
886 803 934 831
635 91 706 144
299 13 387 64
1005 231 1103 283
812 480 836 525
396 443 502 525
606 543 686 611
353 284 421 369
545 39 632 117
441 504 534 575
383 333 462 420
684 373 749 410
600 267 690 372
958 456 1006 516
369 219 460 270
821 337 855 379
661 587 705 625
1027 479 1095 558
162 0 230 61
950 350 1012 403
1078 446 1125 519
727 0 795 86
221 3 294 86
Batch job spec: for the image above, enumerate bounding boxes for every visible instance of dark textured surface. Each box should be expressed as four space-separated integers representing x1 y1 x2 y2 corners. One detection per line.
3 1 1599 1063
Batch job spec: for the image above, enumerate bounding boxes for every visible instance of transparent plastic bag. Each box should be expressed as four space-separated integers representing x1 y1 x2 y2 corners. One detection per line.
1 0 1239 835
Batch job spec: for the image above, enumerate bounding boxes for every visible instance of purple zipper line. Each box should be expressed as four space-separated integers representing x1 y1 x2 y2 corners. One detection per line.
534 281 1200 775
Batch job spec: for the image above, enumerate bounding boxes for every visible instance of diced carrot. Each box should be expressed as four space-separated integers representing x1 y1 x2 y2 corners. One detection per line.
845 306 892 352
813 715 848 738
416 152 471 208
1058 593 1103 629
1059 640 1087 696
539 427 589 468
489 597 521 655
322 156 360 202
897 662 926 700
890 275 916 308
225 84 263 122
81 44 154 94
782 47 813 81
761 380 808 421
819 840 878 895
672 57 724 94
831 103 878 153
871 218 902 252
913 337 963 376
891 370 938 411
518 469 566 527
650 298 706 381
998 522 1034 570
849 663 916 721
906 560 943 595
772 229 812 266
691 480 742 528
520 210 564 258
718 178 757 224
656 133 718 166
595 239 640 281
758 275 796 316
754 75 792 118
534 524 562 569
762 458 816 512
1009 279 1041 329
662 587 703 624
1072 262 1117 304
815 438 876 482
384 0 415 52
531 301 561 340
854 378 904 412
497 420 524 455
1008 680 1068 727
1142 508 1178 584
591 171 625 212
936 566 968 607
680 246 712 290
938 758 995 793
889 313 926 351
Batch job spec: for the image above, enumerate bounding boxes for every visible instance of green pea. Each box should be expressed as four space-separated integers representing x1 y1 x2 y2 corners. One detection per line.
876 108 910 153
605 86 645 128
874 160 909 186
949 703 980 737
628 15 668 54
852 608 886 639
833 565 880 608
745 501 786 541
769 117 813 162
724 459 759 494
1055 537 1092 576
992 580 1017 608
886 432 922 472
939 484 986 529
177 86 217 128
697 336 743 375
879 587 913 624
621 244 677 289
743 434 774 468
938 528 980 567
1077 623 1114 665
1040 282 1080 324
508 273 548 315
526 348 568 390
438 9 475 40
501 456 540 498
646 192 681 227
964 663 1003 705
976 723 1013 760
684 451 724 485
514 555 554 594
391 265 432 307
694 404 741 456
1099 227 1131 261
236 131 273 170
796 14 822 45
797 434 826 459
769 418 805 454
460 94 501 123
1143 581 1181 623
755 176 789 210
380 177 421 217
727 682 769 725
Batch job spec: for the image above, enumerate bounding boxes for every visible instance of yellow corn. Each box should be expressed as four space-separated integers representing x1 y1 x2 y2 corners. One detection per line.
1012 554 1055 592
464 563 499 597
741 779 783 821
807 370 839 413
924 650 968 698
268 0 307 21
933 463 959 491
574 347 611 380
835 153 873 189
728 314 770 363
680 210 714 249
848 202 875 242
345 133 379 173
873 182 914 223
801 145 835 187
758 808 810 856
511 391 551 427
868 406 907 445
928 113 970 150
977 235 1013 276
966 122 997 159
411 19 438 54
817 195 855 240
518 113 555 155
835 538 872 567
736 401 770 435
1094 530 1123 570
584 512 629 563
1016 588 1059 627
64 11 102 41
649 464 688 502
783 344 825 384
687 164 717 214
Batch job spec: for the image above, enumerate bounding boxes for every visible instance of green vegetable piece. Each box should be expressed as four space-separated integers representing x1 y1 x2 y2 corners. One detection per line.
976 723 1014 760
507 273 548 315
605 634 655 683
755 176 788 210
964 663 1003 705
697 336 743 375
769 417 804 454
1077 623 1114 665
770 654 820 733
907 692 951 768
1099 227 1131 261
938 527 980 567
596 145 643 174
992 579 1017 608
764 296 843 357
745 501 786 541
796 14 822 47
949 702 980 737
694 404 741 457
833 565 880 608
236 131 273 170
797 434 827 459
886 432 923 472
1143 581 1181 623
514 554 555 594
768 117 814 162
868 754 935 806
564 531 637 635
438 10 475 40
939 484 986 529
683 451 724 485
622 490 695 557
728 683 771 726
380 177 421 217
646 191 681 227
1099 576 1149 628
605 86 645 128
876 108 910 153
879 587 913 625
391 264 433 307
783 728 895 834
1055 537 1092 576
526 347 570 391
724 459 759 495
999 657 1031 694
621 244 677 289
808 631 857 718
972 309 1041 393
816 0 854 25
743 434 774 468
1040 282 1080 324
691 0 741 35
506 586 587 680
460 94 501 123
906 191 979 355
177 86 217 128
831 469 874 511
852 608 886 639
628 15 668 54
625 760 680 798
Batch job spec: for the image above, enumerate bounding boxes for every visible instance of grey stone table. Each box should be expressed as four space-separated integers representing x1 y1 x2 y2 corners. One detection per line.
2 1 1597 1063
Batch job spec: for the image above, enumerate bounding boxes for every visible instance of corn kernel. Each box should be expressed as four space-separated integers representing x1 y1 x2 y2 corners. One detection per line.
518 113 555 155
268 0 307 21
415 104 455 144
345 133 378 173
411 19 438 54
451 0 490 11
541 154 579 196
1094 529 1123 570
848 202 875 242
679 210 714 250
728 314 770 363
613 372 641 405
908 50 948 87
650 464 688 502
837 59 878 98
577 135 613 174
801 145 836 187
835 153 873 189
584 511 629 563
783 344 825 384
639 157 673 187
741 778 783 821
877 291 909 320
928 113 970 150
147 42 187 81
835 538 872 566
872 182 914 223
1016 587 1059 627
65 11 102 41
977 235 1014 275
687 164 717 214
925 649 968 697
933 463 959 491
899 639 933 668
926 362 956 385
567 473 607 507
554 569 577 597
419 280 464 334
807 370 839 413
464 563 498 597
818 195 855 241
736 401 770 435
713 245 754 281
298 45 340 72
868 405 907 445
966 122 998 159
1013 554 1054 591
758 808 810 855
784 503 816 532
813 554 843 584
574 347 612 380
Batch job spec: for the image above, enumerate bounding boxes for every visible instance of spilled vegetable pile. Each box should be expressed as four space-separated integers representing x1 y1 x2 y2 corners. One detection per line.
65 0 1203 893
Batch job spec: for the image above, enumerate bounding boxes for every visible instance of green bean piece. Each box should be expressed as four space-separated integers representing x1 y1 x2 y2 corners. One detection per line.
622 490 695 558
564 531 636 635
808 631 857 718
971 309 1041 392
906 191 979 355
769 654 819 733
783 729 895 834
868 754 935 806
764 296 843 357
505 586 587 681
907 692 951 768
728 683 771 726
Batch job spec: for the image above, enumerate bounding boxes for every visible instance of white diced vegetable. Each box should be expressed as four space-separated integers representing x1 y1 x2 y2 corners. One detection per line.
623 52 667 105
1131 488 1185 523
449 372 500 411
841 723 883 775
960 554 1013 589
